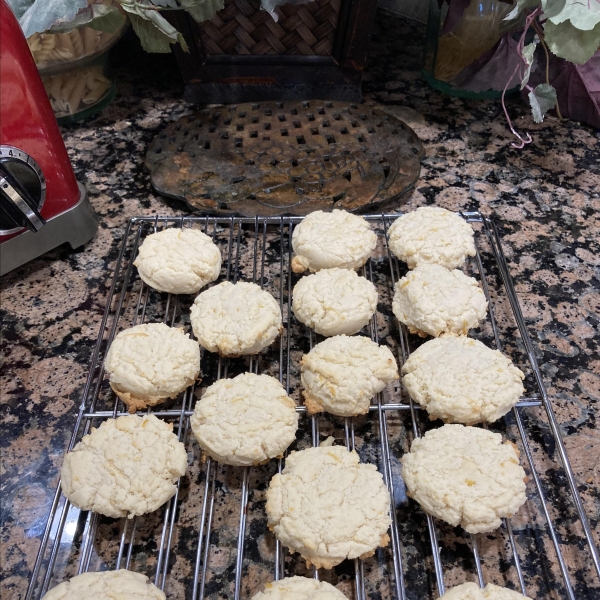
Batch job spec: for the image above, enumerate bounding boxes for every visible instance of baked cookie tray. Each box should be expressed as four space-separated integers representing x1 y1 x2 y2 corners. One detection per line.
26 213 600 600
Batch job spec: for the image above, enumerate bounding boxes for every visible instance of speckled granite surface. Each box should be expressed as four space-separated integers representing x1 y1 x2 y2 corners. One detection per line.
1 11 599 600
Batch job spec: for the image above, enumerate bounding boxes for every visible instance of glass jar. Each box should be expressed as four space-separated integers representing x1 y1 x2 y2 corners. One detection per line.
423 0 522 98
26 1 126 123
38 54 116 124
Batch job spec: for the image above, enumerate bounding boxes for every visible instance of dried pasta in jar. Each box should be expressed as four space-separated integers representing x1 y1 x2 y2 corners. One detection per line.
26 1 121 69
42 65 111 118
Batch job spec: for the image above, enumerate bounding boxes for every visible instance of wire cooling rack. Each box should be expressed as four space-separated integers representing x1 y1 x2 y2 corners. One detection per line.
26 213 599 600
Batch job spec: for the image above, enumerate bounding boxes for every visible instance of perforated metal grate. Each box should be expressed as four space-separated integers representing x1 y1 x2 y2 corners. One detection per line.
146 101 423 216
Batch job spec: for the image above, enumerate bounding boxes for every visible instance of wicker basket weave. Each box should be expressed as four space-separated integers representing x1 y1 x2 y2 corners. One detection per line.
167 0 375 102
199 0 341 56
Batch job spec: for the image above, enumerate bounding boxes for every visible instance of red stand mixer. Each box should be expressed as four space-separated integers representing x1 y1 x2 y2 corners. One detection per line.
0 0 98 276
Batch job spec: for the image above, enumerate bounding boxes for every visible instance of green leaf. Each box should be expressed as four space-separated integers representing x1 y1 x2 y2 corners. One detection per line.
87 6 127 33
547 0 600 30
504 0 539 21
180 0 224 23
528 83 557 123
521 42 537 90
149 0 180 7
87 4 127 33
544 19 600 64
123 6 189 53
128 13 172 53
49 5 126 33
541 0 566 19
261 0 314 12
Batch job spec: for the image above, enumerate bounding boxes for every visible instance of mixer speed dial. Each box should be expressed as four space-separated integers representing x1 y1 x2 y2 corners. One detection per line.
0 145 47 234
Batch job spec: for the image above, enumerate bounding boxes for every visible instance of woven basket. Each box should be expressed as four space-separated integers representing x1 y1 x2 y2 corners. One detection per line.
167 0 376 102
199 0 341 56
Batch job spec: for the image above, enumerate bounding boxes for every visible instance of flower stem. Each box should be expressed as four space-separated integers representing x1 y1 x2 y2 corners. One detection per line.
500 6 542 148
531 18 563 119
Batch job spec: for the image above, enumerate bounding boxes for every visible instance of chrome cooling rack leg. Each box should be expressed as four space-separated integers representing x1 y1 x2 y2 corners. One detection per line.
471 535 485 588
382 216 446 598
192 457 212 600
116 518 130 569
275 218 292 582
234 468 251 600
485 217 600 583
365 259 407 600
504 518 527 595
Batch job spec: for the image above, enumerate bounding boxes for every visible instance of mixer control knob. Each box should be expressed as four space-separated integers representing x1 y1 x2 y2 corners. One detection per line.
0 145 46 234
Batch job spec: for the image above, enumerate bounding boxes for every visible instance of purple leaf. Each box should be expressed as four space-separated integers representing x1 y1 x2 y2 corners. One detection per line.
554 54 600 127
528 47 600 128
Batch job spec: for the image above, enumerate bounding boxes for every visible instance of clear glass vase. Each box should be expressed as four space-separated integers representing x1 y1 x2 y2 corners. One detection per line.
423 0 522 99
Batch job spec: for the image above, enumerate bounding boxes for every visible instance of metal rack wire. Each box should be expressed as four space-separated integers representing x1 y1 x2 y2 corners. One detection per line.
26 213 599 600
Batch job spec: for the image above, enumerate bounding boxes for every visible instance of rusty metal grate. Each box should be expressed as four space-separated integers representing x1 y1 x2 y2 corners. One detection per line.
199 0 341 56
25 213 600 600
146 101 423 216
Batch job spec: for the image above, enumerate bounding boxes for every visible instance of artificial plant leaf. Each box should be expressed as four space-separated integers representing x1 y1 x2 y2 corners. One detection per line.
528 83 557 122
541 0 567 20
87 6 128 32
49 5 126 33
128 14 172 52
6 0 35 20
180 0 224 23
554 51 600 128
521 42 537 89
18 0 88 37
261 0 314 12
123 5 189 53
528 48 600 128
504 0 539 21
148 0 180 7
544 20 600 64
547 0 600 30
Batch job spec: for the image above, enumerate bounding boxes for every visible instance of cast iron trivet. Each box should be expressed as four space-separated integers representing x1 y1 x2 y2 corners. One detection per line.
146 101 424 216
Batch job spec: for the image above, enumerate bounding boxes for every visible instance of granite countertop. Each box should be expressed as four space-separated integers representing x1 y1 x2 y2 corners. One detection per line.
1 10 599 600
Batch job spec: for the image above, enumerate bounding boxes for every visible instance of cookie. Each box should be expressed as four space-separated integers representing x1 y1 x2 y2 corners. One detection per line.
251 576 349 600
61 415 187 519
41 569 165 600
292 268 378 337
104 323 200 412
401 424 527 533
387 206 475 269
191 373 299 466
440 582 532 599
392 263 487 337
190 281 283 356
266 445 391 569
301 335 398 417
402 336 525 424
291 209 377 273
134 227 221 295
